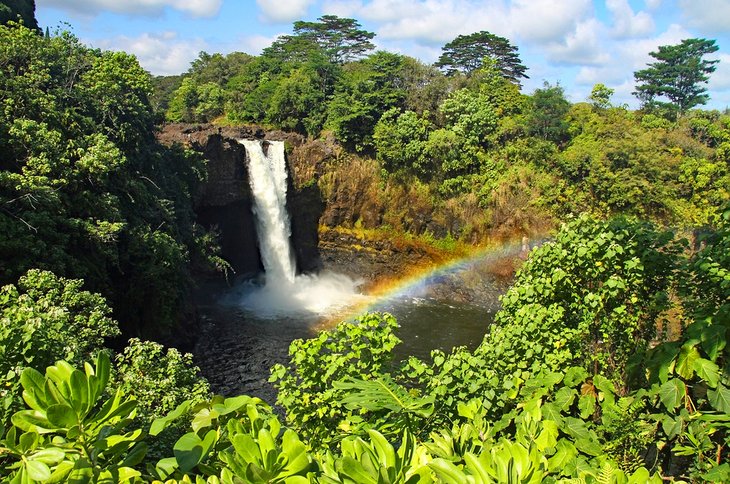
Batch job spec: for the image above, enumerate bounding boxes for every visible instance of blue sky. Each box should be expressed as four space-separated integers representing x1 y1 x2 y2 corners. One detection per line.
36 0 730 110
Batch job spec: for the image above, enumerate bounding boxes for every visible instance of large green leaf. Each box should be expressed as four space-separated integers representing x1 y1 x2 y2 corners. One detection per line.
692 358 720 388
149 400 191 436
535 420 558 451
708 384 730 413
675 345 700 380
11 410 54 434
337 456 378 484
428 458 468 484
46 404 78 428
658 379 685 410
30 448 65 465
19 368 47 411
173 429 218 472
365 429 396 470
562 417 591 440
336 374 434 417
25 460 52 481
701 463 730 483
68 370 89 415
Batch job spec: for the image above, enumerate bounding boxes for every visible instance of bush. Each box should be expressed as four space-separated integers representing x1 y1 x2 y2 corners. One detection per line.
112 338 210 459
269 312 401 446
0 269 119 423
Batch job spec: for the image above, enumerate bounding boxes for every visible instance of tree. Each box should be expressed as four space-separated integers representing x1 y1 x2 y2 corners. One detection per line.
633 38 719 116
0 0 39 31
292 15 375 64
0 24 206 337
325 51 407 152
588 83 614 109
435 30 528 85
527 81 571 144
373 109 435 180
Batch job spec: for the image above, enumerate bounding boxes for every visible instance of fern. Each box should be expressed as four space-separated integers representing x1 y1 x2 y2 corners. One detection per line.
597 461 620 484
334 374 435 418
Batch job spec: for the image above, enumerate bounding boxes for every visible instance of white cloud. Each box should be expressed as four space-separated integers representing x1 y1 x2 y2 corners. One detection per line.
321 0 506 44
569 23 694 106
255 0 316 23
93 32 206 75
236 34 282 56
321 0 593 47
678 0 730 34
605 0 654 39
708 53 730 91
543 19 610 66
37 0 222 18
644 0 662 9
623 23 691 67
507 0 593 43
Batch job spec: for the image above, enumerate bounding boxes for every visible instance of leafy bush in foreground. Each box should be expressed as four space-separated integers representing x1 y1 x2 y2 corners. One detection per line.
0 269 119 423
269 312 402 446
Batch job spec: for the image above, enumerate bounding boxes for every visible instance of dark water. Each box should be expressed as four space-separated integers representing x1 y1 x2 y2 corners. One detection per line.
378 297 494 362
193 252 516 400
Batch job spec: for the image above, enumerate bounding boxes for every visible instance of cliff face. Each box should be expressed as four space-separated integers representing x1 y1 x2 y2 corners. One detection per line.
158 123 325 277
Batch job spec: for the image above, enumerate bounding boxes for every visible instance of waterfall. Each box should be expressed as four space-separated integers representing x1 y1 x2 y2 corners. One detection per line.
231 138 364 318
240 139 296 284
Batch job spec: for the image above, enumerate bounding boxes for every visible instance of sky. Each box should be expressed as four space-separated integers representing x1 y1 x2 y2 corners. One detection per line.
35 0 730 110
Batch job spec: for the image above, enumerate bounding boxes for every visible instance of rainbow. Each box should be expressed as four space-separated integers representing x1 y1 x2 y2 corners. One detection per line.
319 236 535 328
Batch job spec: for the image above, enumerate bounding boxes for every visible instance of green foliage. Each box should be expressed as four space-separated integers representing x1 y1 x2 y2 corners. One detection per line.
373 109 435 180
269 312 402 446
0 270 119 423
417 216 680 426
0 23 207 336
555 104 728 224
526 81 571 144
439 88 498 151
434 30 528 85
112 338 210 460
166 77 225 122
151 394 312 482
634 38 720 116
320 429 429 483
495 217 678 380
291 15 375 64
0 353 146 483
682 204 730 318
267 65 328 136
588 83 614 110
325 51 407 152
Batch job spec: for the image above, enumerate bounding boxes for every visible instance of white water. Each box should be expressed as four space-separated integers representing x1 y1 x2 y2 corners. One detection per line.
231 139 363 318
240 139 296 283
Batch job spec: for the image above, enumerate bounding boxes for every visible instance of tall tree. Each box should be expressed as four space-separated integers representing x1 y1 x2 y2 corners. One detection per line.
633 38 719 116
435 31 528 85
0 0 38 31
292 15 375 64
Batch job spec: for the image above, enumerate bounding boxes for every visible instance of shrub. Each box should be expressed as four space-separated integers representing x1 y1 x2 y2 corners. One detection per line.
0 269 119 423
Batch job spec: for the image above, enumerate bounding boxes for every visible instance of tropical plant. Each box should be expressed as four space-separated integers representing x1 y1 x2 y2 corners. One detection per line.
112 338 210 461
0 353 146 483
151 394 312 482
269 312 402 446
0 269 119 424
